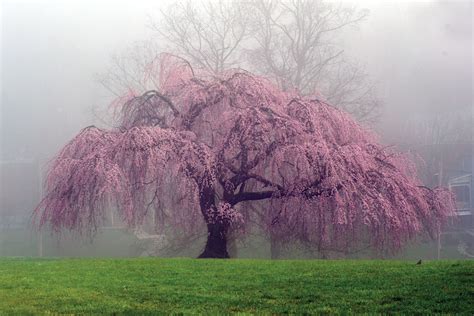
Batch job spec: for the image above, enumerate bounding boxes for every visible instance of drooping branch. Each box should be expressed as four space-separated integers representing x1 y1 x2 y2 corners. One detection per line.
229 190 276 205
141 90 181 117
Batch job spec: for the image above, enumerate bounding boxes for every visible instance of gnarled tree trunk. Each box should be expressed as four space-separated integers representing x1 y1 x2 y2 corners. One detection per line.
198 185 230 258
198 223 229 258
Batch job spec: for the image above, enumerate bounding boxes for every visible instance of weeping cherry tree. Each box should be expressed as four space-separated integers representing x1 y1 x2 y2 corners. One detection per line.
36 55 455 258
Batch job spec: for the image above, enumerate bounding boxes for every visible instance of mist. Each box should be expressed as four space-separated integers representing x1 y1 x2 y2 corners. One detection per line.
1 0 472 259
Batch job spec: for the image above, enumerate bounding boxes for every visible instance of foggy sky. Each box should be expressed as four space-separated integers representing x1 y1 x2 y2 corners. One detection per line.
342 0 472 141
1 0 472 162
1 0 159 161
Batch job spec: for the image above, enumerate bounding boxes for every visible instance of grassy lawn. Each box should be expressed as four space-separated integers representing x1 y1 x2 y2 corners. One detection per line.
0 258 472 314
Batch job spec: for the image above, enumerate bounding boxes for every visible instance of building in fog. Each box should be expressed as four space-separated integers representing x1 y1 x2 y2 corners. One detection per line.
423 143 473 229
411 142 474 258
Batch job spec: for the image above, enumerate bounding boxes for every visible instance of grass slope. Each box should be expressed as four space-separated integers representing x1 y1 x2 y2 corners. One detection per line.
0 258 472 314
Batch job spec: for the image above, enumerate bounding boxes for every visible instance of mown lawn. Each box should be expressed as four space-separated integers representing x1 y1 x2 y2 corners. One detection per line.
0 258 472 314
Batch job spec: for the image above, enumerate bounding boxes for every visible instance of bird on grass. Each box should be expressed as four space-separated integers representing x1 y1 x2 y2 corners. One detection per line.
416 259 422 265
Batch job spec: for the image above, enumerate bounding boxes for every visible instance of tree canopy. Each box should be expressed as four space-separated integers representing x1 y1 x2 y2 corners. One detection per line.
36 55 454 258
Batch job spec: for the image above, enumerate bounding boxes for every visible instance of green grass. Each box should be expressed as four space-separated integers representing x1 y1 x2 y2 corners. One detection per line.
0 258 472 314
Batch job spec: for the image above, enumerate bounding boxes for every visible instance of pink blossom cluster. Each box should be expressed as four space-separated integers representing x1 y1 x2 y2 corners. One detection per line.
207 202 244 226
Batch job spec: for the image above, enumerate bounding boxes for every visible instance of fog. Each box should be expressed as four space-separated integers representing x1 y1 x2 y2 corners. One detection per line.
343 0 472 142
1 0 158 160
1 0 472 258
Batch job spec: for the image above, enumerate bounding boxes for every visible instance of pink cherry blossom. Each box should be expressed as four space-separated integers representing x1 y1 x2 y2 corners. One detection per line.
36 55 455 258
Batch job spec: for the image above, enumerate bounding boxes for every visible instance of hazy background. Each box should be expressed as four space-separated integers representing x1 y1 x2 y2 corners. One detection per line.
1 0 472 160
1 0 472 257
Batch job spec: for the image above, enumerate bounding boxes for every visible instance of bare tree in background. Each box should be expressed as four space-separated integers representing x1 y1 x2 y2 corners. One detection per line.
97 41 162 97
150 0 252 74
153 0 379 122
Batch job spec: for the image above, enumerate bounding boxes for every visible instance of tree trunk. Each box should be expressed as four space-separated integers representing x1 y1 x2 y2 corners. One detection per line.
198 223 229 258
197 184 229 258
